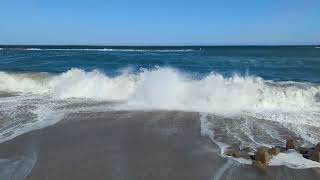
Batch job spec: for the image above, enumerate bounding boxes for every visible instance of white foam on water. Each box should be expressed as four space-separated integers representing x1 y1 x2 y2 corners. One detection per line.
0 67 319 119
0 68 320 168
0 152 37 180
48 69 137 100
270 151 320 169
200 112 252 165
199 113 320 169
200 113 229 154
0 72 49 94
20 48 195 52
0 95 64 143
25 48 42 51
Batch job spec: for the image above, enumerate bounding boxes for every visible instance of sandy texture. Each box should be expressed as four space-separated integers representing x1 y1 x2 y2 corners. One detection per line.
0 111 319 180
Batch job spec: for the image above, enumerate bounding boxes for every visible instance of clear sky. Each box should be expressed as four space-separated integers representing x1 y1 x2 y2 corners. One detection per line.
0 0 319 45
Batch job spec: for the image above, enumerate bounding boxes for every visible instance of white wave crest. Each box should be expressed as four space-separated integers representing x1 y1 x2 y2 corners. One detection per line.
48 69 136 100
25 48 42 51
20 48 194 52
1 68 319 168
0 72 49 94
0 68 319 115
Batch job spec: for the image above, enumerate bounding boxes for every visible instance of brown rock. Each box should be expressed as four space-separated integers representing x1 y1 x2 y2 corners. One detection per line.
232 151 241 158
268 147 280 156
309 150 320 162
255 147 271 165
286 139 296 150
253 160 267 171
315 143 320 152
224 145 240 158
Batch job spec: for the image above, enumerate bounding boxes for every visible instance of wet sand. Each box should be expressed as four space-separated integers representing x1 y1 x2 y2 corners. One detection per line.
0 111 319 180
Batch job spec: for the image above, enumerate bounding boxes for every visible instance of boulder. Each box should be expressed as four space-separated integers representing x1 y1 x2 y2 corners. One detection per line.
315 143 320 151
253 160 267 170
255 147 271 165
298 147 310 155
268 147 280 156
303 154 310 159
286 139 296 150
224 145 240 158
309 150 320 162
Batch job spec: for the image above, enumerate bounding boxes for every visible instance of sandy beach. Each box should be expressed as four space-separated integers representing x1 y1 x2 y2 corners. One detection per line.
1 0 320 178
0 111 319 180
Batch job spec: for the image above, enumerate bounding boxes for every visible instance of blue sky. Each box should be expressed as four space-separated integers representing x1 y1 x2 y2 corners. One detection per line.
0 0 319 45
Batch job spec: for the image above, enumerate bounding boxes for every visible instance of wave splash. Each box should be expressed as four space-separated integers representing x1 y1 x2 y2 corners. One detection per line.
1 68 320 169
0 68 319 115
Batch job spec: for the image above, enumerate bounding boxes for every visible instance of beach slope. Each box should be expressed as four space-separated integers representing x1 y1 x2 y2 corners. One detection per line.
0 111 319 180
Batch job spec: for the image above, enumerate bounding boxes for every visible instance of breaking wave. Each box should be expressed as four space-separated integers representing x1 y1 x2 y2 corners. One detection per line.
1 67 320 169
0 68 319 115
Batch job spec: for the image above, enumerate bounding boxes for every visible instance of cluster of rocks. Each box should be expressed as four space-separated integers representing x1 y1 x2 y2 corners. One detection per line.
223 139 320 169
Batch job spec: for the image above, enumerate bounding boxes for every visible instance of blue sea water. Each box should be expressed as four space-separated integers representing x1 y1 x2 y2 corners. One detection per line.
0 46 320 166
0 46 319 82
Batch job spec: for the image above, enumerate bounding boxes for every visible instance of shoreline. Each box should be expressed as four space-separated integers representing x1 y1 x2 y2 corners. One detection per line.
0 111 319 180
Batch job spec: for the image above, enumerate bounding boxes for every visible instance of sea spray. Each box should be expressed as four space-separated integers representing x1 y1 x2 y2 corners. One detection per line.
0 68 319 114
0 67 319 145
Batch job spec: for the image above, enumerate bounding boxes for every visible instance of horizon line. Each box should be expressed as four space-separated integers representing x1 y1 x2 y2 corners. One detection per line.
0 44 319 47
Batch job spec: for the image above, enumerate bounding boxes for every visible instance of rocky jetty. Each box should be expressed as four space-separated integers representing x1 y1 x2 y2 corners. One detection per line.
223 139 320 169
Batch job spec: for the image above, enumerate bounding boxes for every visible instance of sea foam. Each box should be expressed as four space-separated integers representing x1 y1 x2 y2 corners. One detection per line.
1 68 320 168
0 68 319 115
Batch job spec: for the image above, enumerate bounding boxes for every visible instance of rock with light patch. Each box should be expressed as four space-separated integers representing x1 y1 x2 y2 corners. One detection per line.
286 139 296 150
224 145 240 158
255 147 271 165
268 147 280 156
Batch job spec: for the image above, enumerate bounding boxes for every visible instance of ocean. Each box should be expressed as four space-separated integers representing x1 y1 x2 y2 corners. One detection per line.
0 45 320 169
